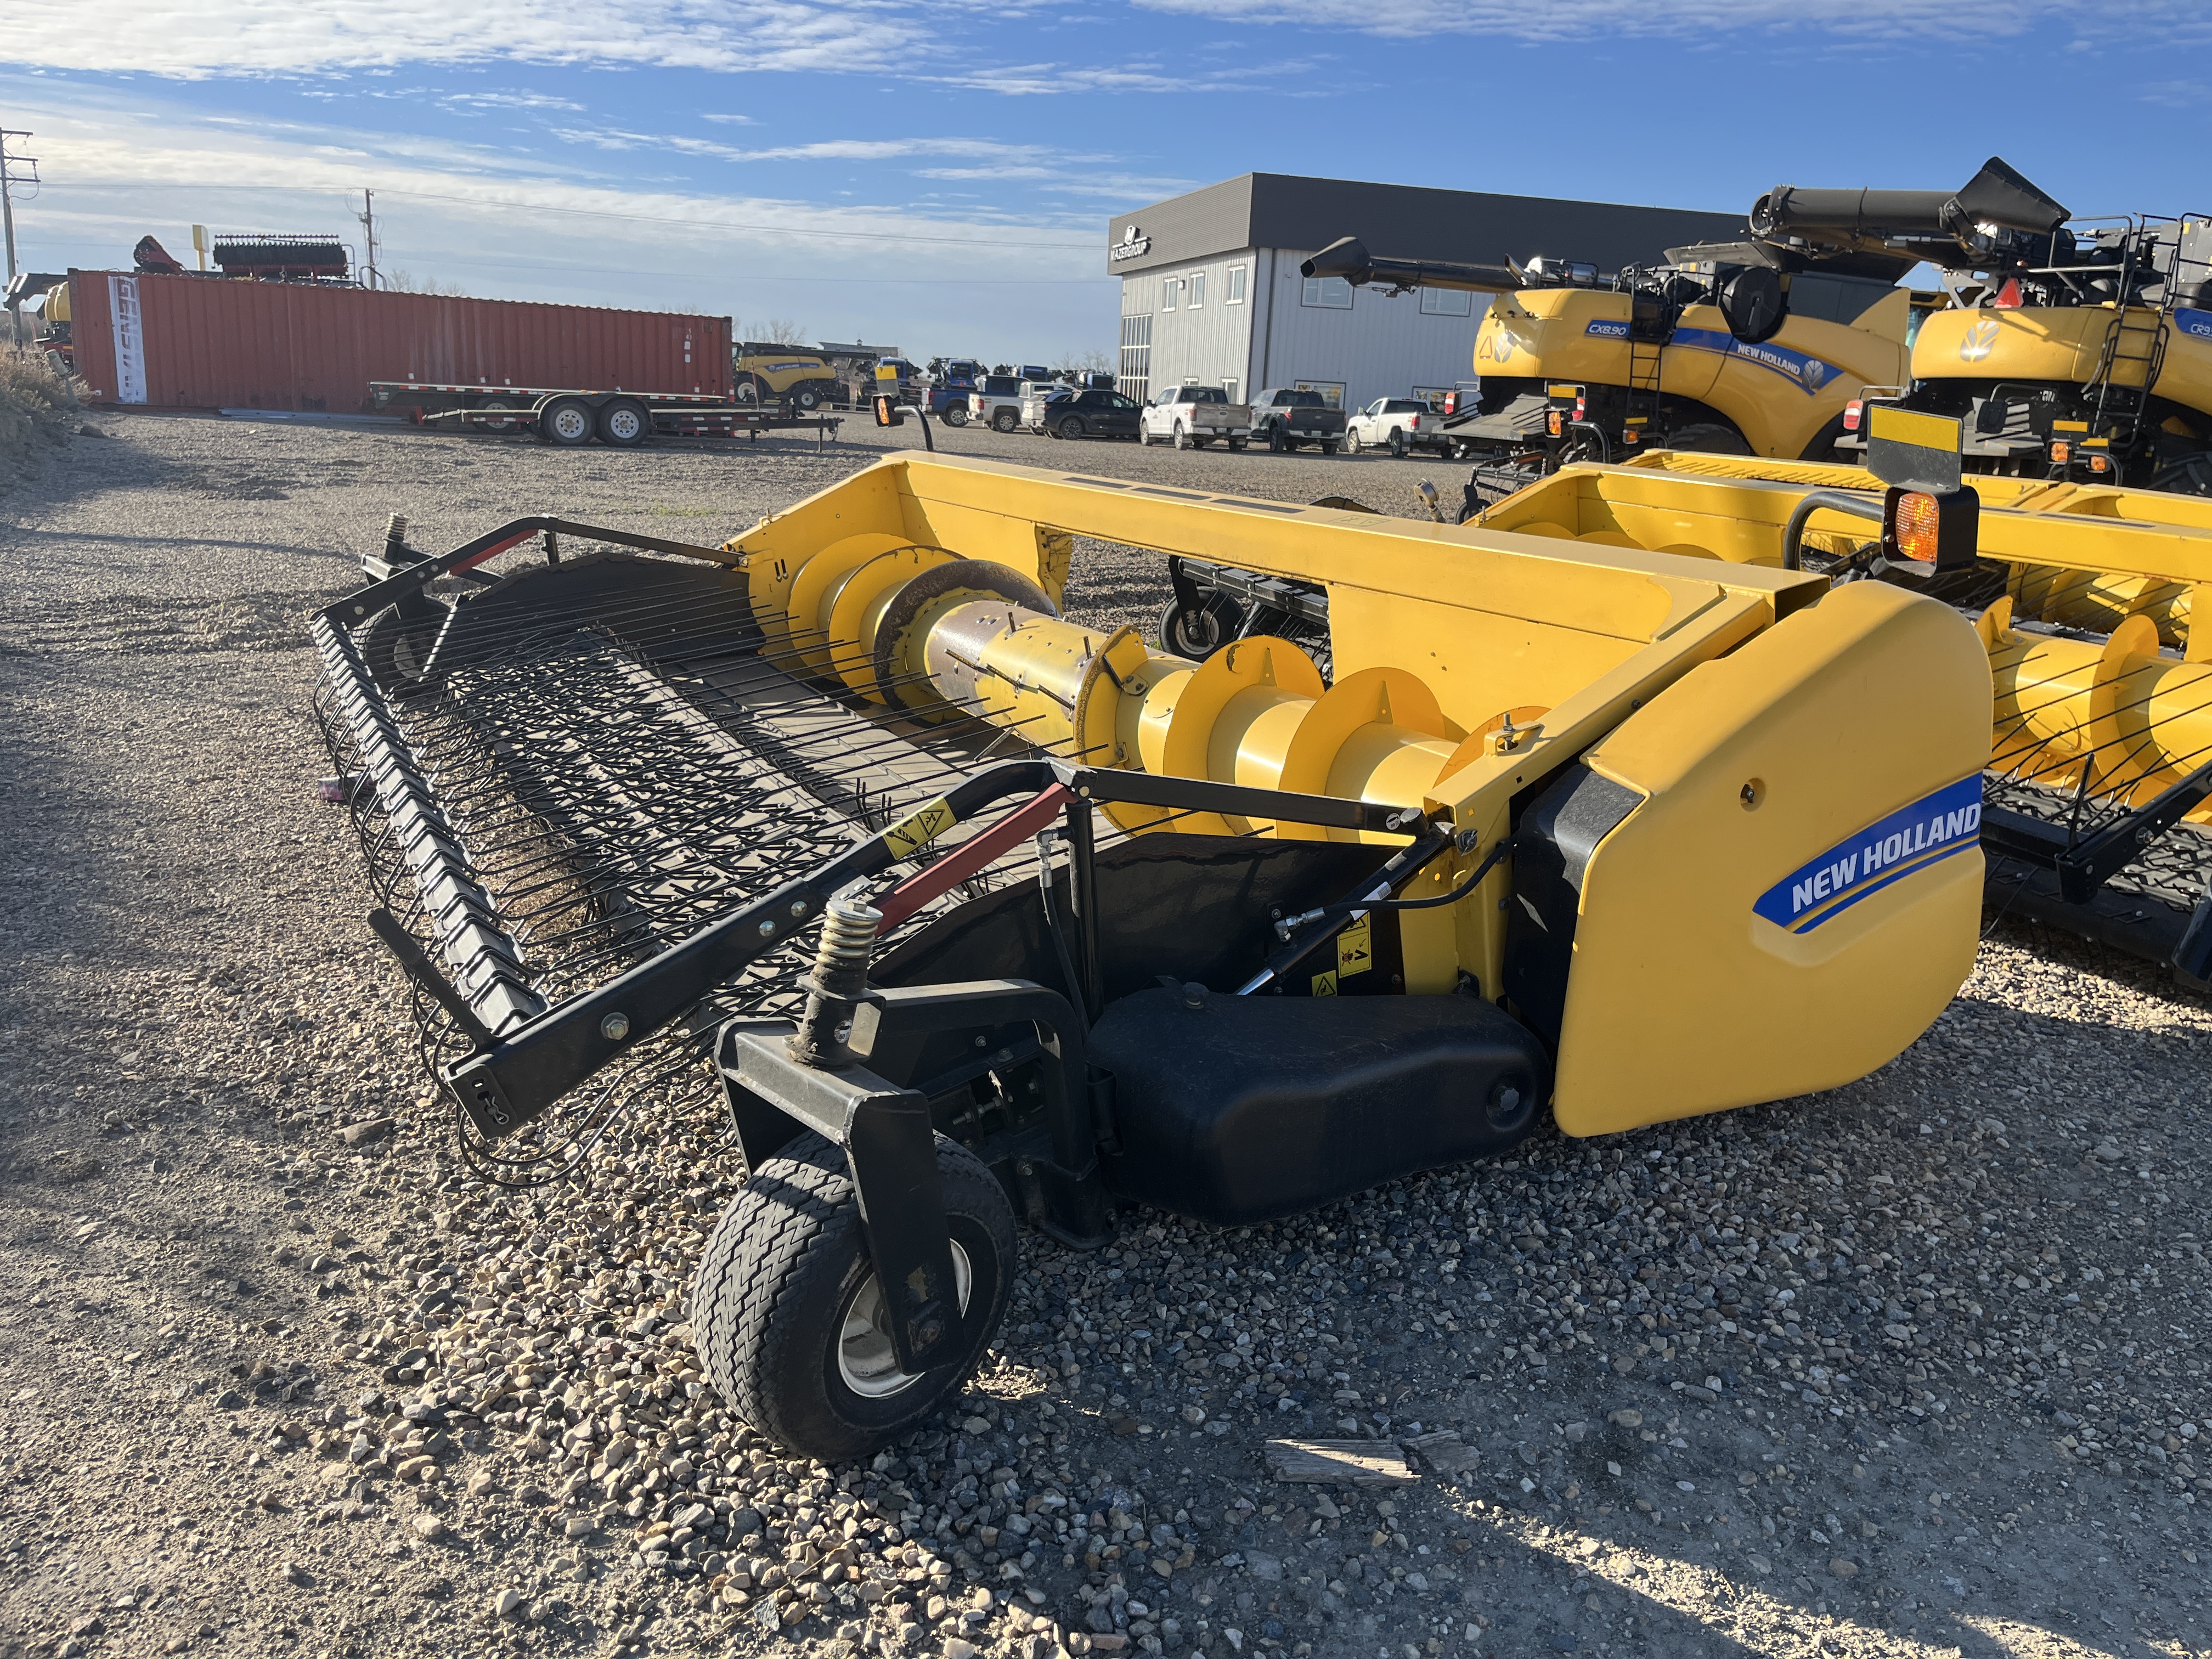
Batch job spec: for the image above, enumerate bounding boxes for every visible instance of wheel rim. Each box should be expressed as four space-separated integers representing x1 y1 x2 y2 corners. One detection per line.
1061 420 1082 438
609 409 642 441
482 400 515 433
836 1242 974 1399
552 407 589 441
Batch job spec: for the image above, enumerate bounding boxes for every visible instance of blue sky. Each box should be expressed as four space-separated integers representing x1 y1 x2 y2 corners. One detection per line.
3 1 2206 364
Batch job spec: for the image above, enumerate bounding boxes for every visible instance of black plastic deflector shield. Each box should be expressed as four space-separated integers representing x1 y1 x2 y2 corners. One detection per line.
1088 989 1548 1225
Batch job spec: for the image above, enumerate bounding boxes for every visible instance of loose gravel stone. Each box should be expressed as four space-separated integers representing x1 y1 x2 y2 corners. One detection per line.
3 413 2209 1659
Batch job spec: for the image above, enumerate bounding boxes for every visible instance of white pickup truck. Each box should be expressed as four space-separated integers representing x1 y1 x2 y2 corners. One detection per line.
1342 397 1434 456
1139 385 1251 450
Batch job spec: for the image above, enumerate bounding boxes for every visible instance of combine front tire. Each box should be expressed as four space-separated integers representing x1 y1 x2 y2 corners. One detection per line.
1666 423 1752 456
692 1132 1015 1463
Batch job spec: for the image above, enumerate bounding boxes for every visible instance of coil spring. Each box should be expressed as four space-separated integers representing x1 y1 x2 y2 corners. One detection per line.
383 511 410 555
811 895 883 990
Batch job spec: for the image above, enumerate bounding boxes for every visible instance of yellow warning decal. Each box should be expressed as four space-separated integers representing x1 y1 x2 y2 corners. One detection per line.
884 797 956 860
1310 970 1339 997
1336 914 1373 978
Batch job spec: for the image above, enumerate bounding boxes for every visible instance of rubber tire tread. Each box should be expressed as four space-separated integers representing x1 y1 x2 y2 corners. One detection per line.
692 1131 1013 1463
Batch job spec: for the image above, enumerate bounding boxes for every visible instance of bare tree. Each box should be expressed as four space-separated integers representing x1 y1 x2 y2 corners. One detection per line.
1066 347 1113 375
382 269 466 296
743 318 809 347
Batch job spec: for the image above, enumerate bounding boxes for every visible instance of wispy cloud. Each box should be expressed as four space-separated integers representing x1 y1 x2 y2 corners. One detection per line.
933 57 1322 94
1135 0 2207 43
1 0 952 77
438 91 585 113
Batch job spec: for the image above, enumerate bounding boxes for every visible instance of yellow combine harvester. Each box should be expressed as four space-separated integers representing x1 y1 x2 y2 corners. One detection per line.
1303 160 2072 507
1463 432 2212 978
317 449 1986 1457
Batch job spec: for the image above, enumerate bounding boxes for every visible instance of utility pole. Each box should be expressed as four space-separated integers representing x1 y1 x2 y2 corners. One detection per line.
356 188 379 290
1 128 39 348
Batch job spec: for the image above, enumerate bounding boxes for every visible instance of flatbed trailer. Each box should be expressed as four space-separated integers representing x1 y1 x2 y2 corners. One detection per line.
368 381 840 449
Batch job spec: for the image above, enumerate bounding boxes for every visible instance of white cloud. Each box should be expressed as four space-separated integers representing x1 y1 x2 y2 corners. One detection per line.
1133 0 2204 42
0 0 949 78
438 91 585 113
933 57 1321 95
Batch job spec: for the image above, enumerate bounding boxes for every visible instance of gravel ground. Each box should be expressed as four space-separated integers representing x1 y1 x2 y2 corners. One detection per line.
2 411 2210 1659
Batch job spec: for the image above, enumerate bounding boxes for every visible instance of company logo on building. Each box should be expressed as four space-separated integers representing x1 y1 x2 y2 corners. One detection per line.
1111 224 1153 262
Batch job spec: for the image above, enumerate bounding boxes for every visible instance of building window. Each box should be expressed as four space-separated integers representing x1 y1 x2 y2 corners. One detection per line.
1161 278 1177 312
1189 271 1205 308
1119 314 1153 407
1222 377 1239 404
1226 264 1247 304
1419 287 1474 317
1293 380 1346 410
1301 275 1352 310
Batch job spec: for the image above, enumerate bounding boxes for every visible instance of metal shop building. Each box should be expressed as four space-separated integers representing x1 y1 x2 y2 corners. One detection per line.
1107 174 1742 410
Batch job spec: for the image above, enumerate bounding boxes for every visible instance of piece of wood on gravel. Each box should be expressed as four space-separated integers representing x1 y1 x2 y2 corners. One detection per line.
1264 1438 1418 1487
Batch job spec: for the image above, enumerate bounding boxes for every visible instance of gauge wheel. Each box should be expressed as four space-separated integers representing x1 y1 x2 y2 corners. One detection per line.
992 408 1019 433
539 396 595 447
596 398 650 448
360 606 442 698
1157 593 1243 658
691 1131 1014 1463
1058 415 1087 441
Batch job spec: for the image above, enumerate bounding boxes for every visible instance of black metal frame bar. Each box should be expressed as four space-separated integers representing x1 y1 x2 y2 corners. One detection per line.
439 758 1428 1138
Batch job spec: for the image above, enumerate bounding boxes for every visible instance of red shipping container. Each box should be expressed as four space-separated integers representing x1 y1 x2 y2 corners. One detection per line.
68 272 733 413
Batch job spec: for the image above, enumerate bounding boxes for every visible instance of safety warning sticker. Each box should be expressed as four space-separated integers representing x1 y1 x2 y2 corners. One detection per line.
1753 775 1982 934
884 797 956 860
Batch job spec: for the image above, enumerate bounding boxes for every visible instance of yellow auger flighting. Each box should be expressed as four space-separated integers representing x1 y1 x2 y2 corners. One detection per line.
1448 409 2212 979
317 451 1988 1461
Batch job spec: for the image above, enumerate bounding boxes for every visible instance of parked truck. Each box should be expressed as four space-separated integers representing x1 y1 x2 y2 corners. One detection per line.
1249 387 1346 454
1341 397 1435 457
1138 385 1251 449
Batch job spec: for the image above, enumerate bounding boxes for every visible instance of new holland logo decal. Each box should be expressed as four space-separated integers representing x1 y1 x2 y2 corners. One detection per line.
1959 318 2001 363
1753 776 1982 934
1671 327 1839 395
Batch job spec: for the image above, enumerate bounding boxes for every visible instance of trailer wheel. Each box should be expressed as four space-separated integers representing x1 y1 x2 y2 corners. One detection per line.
540 397 595 447
477 398 519 435
692 1131 1015 1463
992 408 1019 433
942 403 970 428
596 398 650 448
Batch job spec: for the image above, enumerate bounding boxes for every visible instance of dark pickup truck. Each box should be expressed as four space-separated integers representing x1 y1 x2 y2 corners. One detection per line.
1250 388 1346 454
